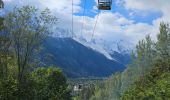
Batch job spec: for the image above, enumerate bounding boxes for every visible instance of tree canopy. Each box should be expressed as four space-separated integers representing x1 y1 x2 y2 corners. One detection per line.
0 6 72 100
83 22 170 100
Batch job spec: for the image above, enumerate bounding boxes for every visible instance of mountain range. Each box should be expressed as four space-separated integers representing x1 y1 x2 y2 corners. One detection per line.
40 37 132 78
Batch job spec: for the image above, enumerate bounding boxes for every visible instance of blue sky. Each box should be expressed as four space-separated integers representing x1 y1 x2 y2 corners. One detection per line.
76 0 162 24
2 0 170 45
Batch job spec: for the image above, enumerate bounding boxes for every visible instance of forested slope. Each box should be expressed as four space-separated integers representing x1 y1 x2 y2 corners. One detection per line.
78 23 170 100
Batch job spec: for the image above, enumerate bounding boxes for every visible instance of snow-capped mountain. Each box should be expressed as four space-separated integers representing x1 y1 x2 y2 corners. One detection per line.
44 30 134 77
40 37 129 78
52 28 134 57
73 38 114 61
73 37 134 61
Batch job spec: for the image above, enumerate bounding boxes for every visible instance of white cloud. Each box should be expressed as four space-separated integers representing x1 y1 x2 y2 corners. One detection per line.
115 0 170 41
123 0 169 12
2 0 170 47
3 0 81 12
89 12 157 44
122 0 170 23
3 0 82 35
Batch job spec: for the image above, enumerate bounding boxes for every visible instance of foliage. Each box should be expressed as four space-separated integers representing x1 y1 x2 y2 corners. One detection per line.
87 22 170 100
121 69 170 100
90 73 122 100
88 35 156 100
121 22 170 100
75 84 95 100
0 5 72 100
0 17 3 30
4 6 57 83
32 67 72 100
0 77 18 100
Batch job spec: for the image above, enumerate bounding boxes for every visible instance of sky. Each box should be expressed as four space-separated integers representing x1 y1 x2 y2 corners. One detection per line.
1 0 170 46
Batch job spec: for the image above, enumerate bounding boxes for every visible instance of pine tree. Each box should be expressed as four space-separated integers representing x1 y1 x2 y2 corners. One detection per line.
156 23 170 59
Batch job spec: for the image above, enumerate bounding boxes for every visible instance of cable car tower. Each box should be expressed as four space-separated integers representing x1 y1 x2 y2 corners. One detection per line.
98 0 112 10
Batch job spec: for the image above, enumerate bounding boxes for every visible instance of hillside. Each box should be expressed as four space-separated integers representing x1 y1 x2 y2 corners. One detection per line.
40 37 126 78
79 23 170 100
122 70 170 100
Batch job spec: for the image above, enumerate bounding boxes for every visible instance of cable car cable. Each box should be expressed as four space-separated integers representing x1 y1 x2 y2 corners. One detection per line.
91 10 100 42
80 0 87 38
71 0 74 38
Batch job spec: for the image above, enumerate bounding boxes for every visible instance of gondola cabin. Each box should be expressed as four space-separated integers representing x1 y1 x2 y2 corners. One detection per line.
98 0 112 10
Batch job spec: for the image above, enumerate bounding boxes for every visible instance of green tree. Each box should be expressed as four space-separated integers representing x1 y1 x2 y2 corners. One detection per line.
156 23 170 58
89 35 156 100
32 67 72 100
0 0 4 30
78 84 95 100
0 1 18 99
120 35 156 95
89 27 162 100
3 6 57 99
0 5 72 100
90 73 122 100
0 76 18 100
155 23 170 71
121 23 170 100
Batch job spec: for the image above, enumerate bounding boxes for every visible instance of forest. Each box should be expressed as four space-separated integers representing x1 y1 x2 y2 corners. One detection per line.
1 0 170 100
0 1 71 100
75 23 170 100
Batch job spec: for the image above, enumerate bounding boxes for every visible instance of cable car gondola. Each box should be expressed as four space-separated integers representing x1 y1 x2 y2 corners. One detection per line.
98 0 112 10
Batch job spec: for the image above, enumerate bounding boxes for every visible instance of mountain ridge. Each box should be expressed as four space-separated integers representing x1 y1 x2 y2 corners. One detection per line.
40 37 130 78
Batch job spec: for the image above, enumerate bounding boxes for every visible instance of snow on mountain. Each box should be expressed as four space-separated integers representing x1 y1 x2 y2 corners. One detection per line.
91 38 134 54
73 38 115 61
52 28 134 60
73 37 134 62
42 37 125 77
